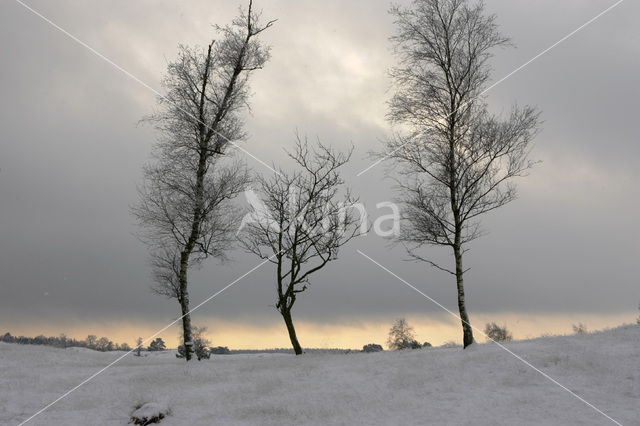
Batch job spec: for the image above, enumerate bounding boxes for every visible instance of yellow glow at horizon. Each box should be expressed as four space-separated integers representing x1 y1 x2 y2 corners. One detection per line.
6 312 634 350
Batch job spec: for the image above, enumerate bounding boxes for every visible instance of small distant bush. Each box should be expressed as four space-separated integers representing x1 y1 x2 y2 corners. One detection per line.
176 345 187 359
210 346 230 355
422 341 432 348
440 341 460 348
195 344 211 360
572 323 587 334
177 343 211 360
362 343 383 353
408 340 422 349
484 322 512 342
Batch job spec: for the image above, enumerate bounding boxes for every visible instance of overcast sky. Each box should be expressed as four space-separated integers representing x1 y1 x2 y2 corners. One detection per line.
1 0 638 348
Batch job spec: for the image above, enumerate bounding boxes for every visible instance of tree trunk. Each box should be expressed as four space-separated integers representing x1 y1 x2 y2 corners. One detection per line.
177 116 206 364
454 245 474 348
173 43 214 363
447 100 474 348
179 255 193 361
281 308 303 355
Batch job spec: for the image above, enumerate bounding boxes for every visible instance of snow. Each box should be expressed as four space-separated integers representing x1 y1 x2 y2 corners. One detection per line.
1 325 638 425
130 401 170 424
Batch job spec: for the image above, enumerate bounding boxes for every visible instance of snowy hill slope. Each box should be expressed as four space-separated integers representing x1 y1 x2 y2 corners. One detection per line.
1 325 638 425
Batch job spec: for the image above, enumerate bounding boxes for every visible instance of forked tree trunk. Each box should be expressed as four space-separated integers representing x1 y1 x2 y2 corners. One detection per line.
454 245 474 348
177 106 208 363
281 308 303 355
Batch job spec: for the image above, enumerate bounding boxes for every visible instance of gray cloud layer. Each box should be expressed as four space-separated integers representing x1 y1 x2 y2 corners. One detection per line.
1 0 638 332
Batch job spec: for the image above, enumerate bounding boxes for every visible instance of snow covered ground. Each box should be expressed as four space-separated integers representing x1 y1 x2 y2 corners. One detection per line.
1 325 638 425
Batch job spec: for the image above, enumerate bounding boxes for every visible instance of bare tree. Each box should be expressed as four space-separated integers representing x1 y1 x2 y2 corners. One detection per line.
85 334 97 349
133 2 274 361
385 0 540 348
387 317 419 350
239 137 363 354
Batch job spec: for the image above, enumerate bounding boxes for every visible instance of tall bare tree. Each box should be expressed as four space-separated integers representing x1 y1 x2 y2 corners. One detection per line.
133 2 274 361
239 137 363 354
385 0 540 348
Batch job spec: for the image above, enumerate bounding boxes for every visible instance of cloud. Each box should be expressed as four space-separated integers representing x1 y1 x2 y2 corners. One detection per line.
0 0 638 343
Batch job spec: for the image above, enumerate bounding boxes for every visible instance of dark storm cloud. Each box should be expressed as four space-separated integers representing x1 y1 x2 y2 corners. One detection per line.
0 0 638 333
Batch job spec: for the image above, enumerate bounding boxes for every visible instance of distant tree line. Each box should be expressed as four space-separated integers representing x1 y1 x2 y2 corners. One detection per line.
1 332 132 352
229 348 353 355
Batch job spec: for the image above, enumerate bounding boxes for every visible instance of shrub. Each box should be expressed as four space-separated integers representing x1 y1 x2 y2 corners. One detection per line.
176 326 211 360
572 323 587 334
130 402 169 425
177 342 211 360
210 346 230 355
422 341 432 348
408 340 422 349
362 343 383 353
484 322 513 342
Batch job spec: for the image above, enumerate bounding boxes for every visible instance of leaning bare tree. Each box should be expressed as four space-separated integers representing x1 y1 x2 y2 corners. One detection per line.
133 2 274 361
385 0 540 348
239 137 363 354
